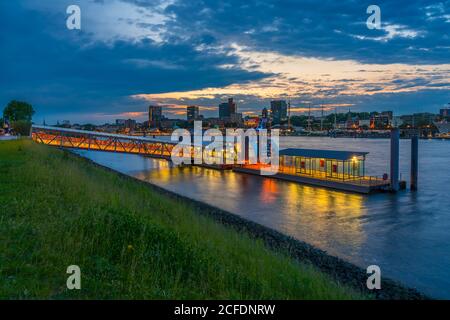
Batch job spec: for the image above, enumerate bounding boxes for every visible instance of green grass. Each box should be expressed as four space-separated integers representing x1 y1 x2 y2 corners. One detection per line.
0 139 365 299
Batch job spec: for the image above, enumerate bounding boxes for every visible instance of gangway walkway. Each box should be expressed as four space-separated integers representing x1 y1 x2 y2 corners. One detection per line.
31 125 177 159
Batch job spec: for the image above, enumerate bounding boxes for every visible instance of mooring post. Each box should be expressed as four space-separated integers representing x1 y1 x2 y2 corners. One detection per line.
390 128 400 192
410 133 419 191
256 130 260 164
244 135 249 164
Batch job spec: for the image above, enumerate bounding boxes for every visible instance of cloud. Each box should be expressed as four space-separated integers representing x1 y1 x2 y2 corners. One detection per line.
156 0 450 64
133 44 450 107
0 0 449 123
351 23 425 42
0 0 266 122
20 0 174 44
123 58 185 70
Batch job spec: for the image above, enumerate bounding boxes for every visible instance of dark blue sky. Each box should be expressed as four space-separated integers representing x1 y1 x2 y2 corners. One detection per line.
1 0 449 123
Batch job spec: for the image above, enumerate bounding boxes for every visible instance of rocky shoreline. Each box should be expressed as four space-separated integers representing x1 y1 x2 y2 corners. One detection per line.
70 150 429 300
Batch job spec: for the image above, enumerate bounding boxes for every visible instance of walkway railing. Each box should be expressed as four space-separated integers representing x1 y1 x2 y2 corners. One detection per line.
243 164 389 187
31 125 177 159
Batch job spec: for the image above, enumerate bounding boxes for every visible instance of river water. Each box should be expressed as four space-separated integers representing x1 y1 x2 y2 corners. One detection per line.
74 137 450 298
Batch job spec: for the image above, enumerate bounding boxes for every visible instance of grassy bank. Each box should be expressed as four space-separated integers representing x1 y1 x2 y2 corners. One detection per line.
0 139 365 299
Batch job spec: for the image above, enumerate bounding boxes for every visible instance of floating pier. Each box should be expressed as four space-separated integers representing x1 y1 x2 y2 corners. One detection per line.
234 148 390 194
31 125 392 195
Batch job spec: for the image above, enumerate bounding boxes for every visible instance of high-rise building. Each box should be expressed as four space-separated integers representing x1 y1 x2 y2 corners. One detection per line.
124 119 136 129
219 102 229 119
270 100 288 124
261 107 269 119
149 105 162 128
258 108 269 129
187 105 199 121
219 98 237 120
229 98 237 114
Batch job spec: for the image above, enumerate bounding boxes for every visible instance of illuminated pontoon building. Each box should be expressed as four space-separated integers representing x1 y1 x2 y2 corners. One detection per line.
279 148 367 180
234 147 390 193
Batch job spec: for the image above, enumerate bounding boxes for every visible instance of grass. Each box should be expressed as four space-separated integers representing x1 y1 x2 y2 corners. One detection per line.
0 139 366 299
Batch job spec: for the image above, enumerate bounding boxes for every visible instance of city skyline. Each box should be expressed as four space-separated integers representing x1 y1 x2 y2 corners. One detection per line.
45 99 450 126
1 0 449 124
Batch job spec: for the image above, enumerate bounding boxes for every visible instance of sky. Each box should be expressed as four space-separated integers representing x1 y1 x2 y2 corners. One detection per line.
0 0 449 124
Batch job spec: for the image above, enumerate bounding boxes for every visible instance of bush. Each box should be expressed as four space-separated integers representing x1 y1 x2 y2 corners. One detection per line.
11 120 32 136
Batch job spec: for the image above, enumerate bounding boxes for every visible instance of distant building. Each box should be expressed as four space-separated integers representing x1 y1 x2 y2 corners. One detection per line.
381 111 393 120
400 113 437 128
435 121 450 134
347 118 359 130
392 116 403 128
440 108 450 117
124 119 136 129
187 105 199 121
161 119 178 129
400 115 413 127
337 122 347 129
149 105 162 128
244 116 259 128
204 117 225 128
116 119 126 126
370 114 390 129
219 98 237 120
413 113 438 127
229 113 243 125
270 100 288 124
261 108 269 119
259 107 270 129
359 119 371 129
97 124 119 133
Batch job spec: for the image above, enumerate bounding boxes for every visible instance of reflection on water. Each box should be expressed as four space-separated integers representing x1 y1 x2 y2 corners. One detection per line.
73 137 450 298
135 165 367 258
76 149 172 174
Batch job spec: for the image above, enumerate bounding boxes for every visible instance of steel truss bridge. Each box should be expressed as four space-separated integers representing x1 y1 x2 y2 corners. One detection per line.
31 125 178 160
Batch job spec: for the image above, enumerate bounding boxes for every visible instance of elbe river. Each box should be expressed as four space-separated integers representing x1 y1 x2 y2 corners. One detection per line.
75 136 450 298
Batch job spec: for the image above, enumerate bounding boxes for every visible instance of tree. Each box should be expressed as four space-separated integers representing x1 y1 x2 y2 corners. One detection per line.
3 100 35 122
3 101 35 136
